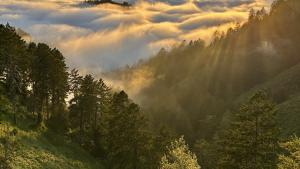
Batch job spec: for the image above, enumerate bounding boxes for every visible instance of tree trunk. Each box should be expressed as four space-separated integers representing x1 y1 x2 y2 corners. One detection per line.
12 102 17 125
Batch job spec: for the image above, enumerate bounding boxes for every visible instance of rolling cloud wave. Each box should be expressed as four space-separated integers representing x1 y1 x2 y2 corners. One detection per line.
0 0 272 73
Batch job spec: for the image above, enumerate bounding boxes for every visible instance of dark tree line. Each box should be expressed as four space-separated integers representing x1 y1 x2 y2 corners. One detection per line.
28 43 69 126
0 25 69 127
68 71 175 168
0 24 175 169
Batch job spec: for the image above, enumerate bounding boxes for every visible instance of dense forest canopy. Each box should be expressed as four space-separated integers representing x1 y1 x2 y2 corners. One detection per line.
0 0 300 169
106 0 300 141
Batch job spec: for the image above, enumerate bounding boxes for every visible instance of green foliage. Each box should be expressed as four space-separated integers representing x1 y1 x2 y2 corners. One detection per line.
0 23 70 128
0 0 300 168
0 24 30 93
276 95 300 137
194 139 218 169
218 91 280 169
150 127 175 168
160 136 201 169
0 124 18 169
69 73 111 155
277 135 300 169
0 24 31 126
0 21 197 169
0 24 104 168
109 0 300 142
104 91 152 169
235 63 300 138
0 123 103 169
0 95 12 117
29 43 69 126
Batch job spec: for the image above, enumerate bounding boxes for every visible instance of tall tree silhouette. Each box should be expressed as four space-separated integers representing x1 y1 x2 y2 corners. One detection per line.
218 91 279 169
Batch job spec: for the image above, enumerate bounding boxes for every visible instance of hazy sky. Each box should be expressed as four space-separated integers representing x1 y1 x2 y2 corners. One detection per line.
0 0 273 73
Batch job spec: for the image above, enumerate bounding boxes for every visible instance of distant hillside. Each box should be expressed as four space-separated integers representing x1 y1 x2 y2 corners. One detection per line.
84 0 132 7
232 62 300 137
106 0 300 141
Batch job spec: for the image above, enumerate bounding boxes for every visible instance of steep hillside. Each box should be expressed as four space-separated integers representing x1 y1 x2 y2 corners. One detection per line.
233 63 300 137
0 96 103 169
277 96 300 137
106 0 300 141
236 62 300 104
1 23 164 169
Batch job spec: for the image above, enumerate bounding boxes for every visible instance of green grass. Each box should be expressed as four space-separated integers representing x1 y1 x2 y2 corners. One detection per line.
231 63 300 138
0 95 104 169
276 94 300 138
0 121 104 169
235 63 300 105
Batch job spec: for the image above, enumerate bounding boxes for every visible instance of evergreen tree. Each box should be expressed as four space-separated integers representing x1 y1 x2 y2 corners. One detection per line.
48 48 68 117
5 62 21 124
249 8 257 21
30 43 69 126
69 69 82 99
69 75 97 141
0 24 30 115
30 43 52 125
46 48 69 131
68 68 83 132
194 139 219 169
218 91 280 169
105 91 150 169
151 127 174 168
69 74 111 154
92 79 111 150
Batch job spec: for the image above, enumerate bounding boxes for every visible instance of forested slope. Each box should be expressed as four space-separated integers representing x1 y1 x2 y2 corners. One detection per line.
234 62 300 137
1 0 300 169
107 0 300 142
0 23 176 169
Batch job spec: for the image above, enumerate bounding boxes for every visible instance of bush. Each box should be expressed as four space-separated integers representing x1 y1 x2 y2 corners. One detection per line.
0 124 18 169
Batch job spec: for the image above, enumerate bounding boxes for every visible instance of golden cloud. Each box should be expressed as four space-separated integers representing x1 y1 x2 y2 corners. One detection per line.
0 0 273 73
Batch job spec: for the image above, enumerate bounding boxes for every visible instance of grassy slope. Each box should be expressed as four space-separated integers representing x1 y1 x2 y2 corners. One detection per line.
21 130 103 169
232 63 300 137
0 97 103 169
235 63 300 104
277 95 300 137
0 122 103 169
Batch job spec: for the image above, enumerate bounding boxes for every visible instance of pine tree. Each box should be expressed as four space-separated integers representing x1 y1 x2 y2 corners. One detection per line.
0 24 31 120
70 75 97 141
46 48 69 131
69 69 82 99
69 74 112 153
105 91 150 169
194 139 219 169
89 78 112 155
68 69 83 132
249 8 257 21
5 62 21 124
30 43 52 125
151 127 174 168
30 43 69 126
48 48 68 116
218 91 280 169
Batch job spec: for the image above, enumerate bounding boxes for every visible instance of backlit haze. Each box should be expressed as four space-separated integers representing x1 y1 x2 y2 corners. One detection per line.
0 0 273 74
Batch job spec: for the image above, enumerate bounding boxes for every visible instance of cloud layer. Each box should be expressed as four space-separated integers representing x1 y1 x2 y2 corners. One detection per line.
0 0 272 73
